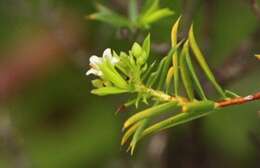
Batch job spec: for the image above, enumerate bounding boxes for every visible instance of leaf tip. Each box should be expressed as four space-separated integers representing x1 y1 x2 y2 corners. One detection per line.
188 24 194 38
171 16 182 47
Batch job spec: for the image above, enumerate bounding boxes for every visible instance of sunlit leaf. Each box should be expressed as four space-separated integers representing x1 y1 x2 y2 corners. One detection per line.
121 121 141 145
180 41 194 100
91 87 129 96
146 56 167 87
157 48 175 89
183 100 215 112
171 16 181 47
99 61 128 89
140 8 174 26
141 101 215 139
225 90 240 98
173 51 179 96
124 101 178 129
184 41 207 100
141 0 160 17
189 25 226 98
129 119 149 155
87 3 131 28
166 66 174 93
142 34 151 58
142 61 156 81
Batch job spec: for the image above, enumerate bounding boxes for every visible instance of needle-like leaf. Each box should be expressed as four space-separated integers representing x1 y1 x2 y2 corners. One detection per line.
173 51 179 96
142 34 151 58
130 119 149 155
87 4 131 28
225 90 240 98
157 48 175 89
171 16 181 47
166 66 174 93
140 8 174 26
184 41 207 100
140 101 215 139
121 121 141 145
180 41 194 100
91 87 129 96
141 0 159 16
124 101 178 129
189 25 226 98
147 56 167 87
99 62 128 89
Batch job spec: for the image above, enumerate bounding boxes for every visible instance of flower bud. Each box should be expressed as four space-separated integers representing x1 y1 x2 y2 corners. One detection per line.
91 79 103 88
132 42 143 58
137 51 147 66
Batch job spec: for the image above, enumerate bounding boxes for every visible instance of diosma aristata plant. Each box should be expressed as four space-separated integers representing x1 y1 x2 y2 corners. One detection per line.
86 16 260 154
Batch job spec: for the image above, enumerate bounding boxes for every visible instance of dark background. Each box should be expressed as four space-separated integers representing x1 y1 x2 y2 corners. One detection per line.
0 0 259 167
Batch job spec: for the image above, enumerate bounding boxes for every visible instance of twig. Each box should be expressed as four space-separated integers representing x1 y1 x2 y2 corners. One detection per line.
217 92 260 108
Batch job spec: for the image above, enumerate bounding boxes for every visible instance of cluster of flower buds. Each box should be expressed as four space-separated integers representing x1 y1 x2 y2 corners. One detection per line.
86 35 151 96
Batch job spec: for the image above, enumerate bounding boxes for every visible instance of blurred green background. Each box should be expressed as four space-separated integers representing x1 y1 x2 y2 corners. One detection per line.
0 0 259 167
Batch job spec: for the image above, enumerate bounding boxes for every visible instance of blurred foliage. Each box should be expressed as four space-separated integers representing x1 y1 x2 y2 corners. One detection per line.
0 0 259 168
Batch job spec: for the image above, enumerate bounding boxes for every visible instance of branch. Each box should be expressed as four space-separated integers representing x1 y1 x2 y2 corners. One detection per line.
217 92 260 108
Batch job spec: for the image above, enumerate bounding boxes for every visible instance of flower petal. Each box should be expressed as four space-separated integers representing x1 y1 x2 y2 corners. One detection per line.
111 57 119 65
90 55 102 65
103 48 113 60
86 68 102 76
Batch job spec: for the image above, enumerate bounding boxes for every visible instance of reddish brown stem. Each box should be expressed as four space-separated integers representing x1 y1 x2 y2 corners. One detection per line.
217 92 260 108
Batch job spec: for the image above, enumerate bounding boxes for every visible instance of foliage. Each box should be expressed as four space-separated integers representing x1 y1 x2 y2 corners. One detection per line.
86 16 243 154
87 0 174 30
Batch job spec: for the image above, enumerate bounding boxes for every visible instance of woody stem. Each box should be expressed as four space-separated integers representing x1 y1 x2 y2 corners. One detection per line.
216 92 260 108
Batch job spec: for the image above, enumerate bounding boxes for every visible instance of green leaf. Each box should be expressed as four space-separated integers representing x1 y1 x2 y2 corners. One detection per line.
131 42 143 58
91 87 129 96
121 121 141 146
141 101 216 139
142 34 151 59
188 25 226 98
87 3 131 28
129 119 149 155
146 56 167 87
157 48 175 89
173 50 179 96
140 8 174 26
166 66 174 93
99 62 128 89
184 41 207 100
95 3 112 13
88 13 131 28
225 90 240 98
91 79 104 88
171 16 181 47
141 0 160 17
124 101 178 129
180 41 194 100
124 98 138 107
141 61 156 81
183 100 216 113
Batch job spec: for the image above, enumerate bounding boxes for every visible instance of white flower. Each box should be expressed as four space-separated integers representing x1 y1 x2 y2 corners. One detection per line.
86 48 119 76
